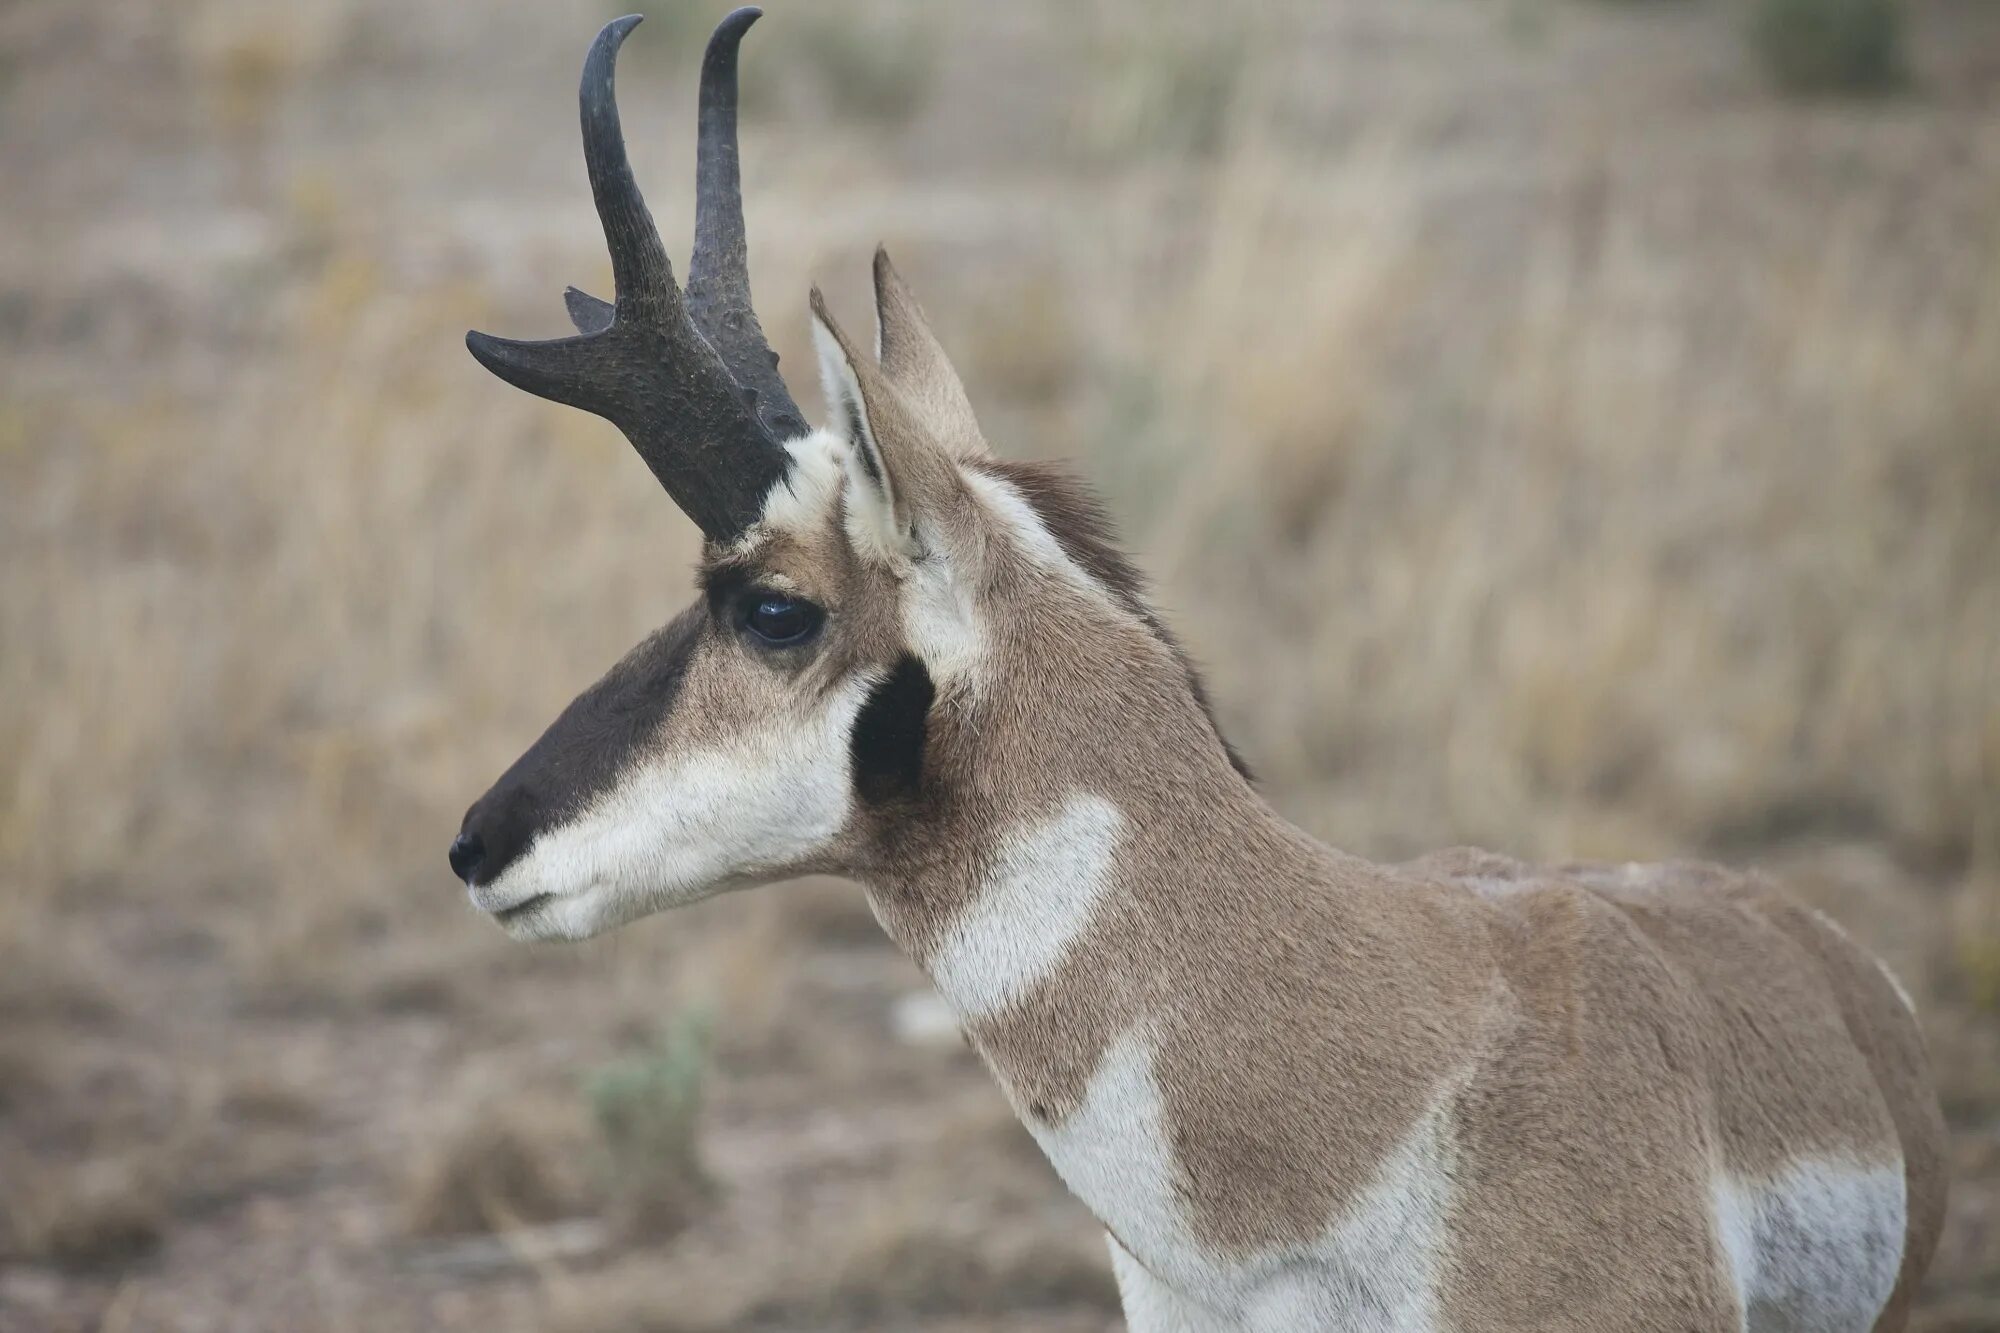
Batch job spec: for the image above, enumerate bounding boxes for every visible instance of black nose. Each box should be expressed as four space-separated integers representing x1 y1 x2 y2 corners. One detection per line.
448 831 486 883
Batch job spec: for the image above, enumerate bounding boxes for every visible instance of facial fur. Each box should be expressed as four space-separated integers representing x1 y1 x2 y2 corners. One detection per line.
457 439 904 938
453 269 1246 942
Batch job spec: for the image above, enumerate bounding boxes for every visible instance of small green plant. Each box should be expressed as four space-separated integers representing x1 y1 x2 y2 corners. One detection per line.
1959 934 2000 1015
1749 0 1904 95
584 1006 717 1236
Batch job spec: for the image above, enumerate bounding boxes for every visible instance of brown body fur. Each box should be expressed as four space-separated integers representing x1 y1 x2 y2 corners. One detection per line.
836 388 1939 1326
463 210 1948 1324
831 262 1949 1325
872 754 1945 1327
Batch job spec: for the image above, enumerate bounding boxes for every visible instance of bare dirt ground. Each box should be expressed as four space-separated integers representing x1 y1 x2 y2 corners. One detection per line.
2 0 1998 1329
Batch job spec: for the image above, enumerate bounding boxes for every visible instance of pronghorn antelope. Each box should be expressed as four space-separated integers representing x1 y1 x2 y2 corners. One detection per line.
450 11 1947 1330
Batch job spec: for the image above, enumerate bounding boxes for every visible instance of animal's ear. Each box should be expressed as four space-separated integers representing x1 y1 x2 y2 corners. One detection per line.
871 248 986 459
812 287 960 565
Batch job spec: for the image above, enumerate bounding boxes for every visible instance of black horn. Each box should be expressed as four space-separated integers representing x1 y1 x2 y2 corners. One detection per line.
688 7 808 441
465 13 795 545
562 286 615 335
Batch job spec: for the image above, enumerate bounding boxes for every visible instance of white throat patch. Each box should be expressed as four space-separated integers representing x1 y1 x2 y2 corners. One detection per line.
927 792 1125 1019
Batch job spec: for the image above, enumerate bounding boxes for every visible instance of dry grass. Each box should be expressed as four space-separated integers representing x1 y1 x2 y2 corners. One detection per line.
2 0 1999 1328
3 1154 172 1274
399 1096 593 1240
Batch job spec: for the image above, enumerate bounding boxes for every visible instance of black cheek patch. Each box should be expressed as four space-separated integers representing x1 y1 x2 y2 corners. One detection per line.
850 654 934 805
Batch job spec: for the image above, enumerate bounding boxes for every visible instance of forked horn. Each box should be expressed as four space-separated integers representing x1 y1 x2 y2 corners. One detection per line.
465 12 794 545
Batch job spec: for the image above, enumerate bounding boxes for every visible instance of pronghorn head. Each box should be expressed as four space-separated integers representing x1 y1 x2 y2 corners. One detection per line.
451 9 1246 942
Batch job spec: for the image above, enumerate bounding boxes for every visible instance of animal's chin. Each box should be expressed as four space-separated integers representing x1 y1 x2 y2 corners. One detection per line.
493 893 556 928
486 872 737 943
487 889 598 942
489 880 652 942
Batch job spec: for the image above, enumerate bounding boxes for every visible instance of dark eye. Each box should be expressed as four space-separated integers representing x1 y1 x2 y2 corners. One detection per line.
741 592 823 647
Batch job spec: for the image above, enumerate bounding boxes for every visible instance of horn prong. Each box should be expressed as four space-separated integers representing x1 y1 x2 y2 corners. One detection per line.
464 329 601 407
563 287 615 335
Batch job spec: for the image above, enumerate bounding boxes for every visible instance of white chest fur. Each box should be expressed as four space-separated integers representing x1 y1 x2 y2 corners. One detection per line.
919 793 1458 1330
1022 1027 1457 1333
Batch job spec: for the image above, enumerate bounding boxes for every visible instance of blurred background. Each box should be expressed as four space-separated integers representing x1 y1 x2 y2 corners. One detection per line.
2 0 1997 1328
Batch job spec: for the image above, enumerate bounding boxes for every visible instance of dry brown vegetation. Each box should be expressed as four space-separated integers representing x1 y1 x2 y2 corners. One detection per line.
3 0 1998 1328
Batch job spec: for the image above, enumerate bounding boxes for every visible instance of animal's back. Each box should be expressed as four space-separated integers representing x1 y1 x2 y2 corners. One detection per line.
1410 849 1947 1332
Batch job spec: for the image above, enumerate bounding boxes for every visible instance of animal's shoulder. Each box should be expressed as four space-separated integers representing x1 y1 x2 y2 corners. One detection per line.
1400 846 1791 936
1398 848 1920 1155
1393 847 1839 1021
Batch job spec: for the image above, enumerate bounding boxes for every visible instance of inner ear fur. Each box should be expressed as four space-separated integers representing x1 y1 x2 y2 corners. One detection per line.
811 287 966 559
